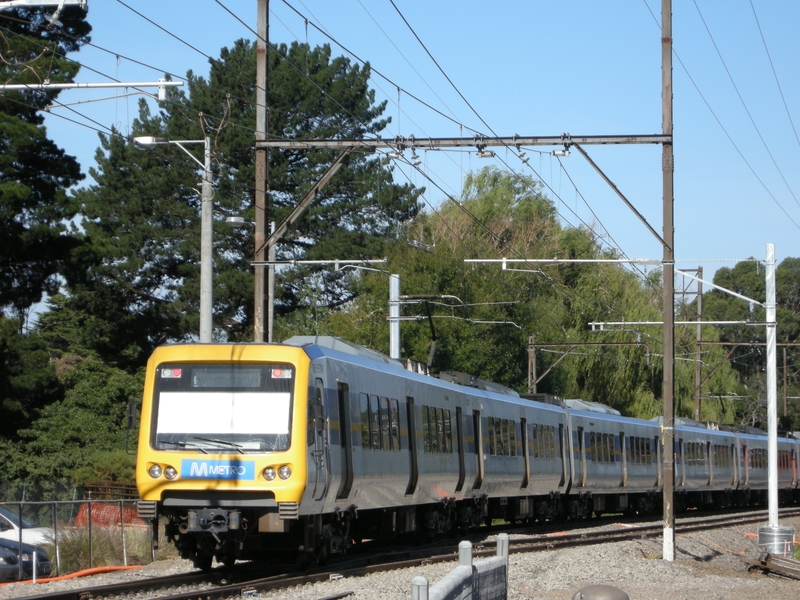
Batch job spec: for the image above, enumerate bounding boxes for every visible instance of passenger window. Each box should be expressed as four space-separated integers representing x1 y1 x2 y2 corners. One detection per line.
422 406 431 453
390 399 400 451
370 395 380 450
435 407 444 453
494 418 503 456
381 397 391 450
444 409 452 453
360 393 370 449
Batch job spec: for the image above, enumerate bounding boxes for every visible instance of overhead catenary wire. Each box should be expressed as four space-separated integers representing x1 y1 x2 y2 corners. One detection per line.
221 0 648 270
691 0 800 211
641 0 800 232
2 3 679 333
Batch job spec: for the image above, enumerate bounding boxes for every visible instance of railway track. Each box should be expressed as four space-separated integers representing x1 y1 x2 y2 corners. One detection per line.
17 507 800 600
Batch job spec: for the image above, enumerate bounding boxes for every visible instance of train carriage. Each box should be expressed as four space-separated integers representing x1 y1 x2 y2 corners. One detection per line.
735 430 770 505
136 336 797 569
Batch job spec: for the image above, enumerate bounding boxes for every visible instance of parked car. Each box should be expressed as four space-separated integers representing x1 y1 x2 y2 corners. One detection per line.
0 538 51 580
0 545 20 583
0 506 53 547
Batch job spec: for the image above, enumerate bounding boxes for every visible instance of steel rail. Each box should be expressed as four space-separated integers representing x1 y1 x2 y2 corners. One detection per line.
19 508 800 600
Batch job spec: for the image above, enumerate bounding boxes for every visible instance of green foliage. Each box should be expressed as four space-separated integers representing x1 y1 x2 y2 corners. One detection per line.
321 166 747 423
70 450 137 486
0 7 90 317
0 316 61 440
15 360 142 483
703 257 800 429
60 40 421 365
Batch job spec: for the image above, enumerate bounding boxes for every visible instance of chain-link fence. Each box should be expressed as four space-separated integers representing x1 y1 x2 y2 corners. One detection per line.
0 480 176 580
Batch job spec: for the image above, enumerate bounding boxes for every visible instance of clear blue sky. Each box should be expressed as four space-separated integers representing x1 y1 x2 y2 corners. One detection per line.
40 1 800 285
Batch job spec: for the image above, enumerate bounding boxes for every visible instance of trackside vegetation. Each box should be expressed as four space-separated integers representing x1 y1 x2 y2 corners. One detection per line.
1 8 799 490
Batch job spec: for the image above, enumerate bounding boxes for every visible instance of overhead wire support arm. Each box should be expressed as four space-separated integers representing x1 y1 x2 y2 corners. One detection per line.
1 80 184 104
0 81 184 91
675 268 765 307
0 0 85 12
571 142 667 249
256 133 671 150
254 149 351 257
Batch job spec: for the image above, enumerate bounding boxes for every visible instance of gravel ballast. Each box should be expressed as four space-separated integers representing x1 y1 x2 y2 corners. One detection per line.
1 516 798 600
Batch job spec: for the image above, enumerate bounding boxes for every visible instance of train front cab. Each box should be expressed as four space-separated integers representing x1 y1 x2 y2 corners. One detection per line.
136 343 312 569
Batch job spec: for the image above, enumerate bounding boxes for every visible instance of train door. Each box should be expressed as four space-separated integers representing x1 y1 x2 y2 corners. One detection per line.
577 426 587 487
310 378 328 501
405 397 418 496
742 444 750 486
619 432 627 487
731 444 738 487
335 382 353 500
559 423 569 488
521 418 530 489
472 410 484 490
678 439 686 487
707 441 713 486
455 407 466 492
655 435 662 486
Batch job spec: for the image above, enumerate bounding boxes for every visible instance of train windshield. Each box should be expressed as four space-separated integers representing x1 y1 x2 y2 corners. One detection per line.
152 363 295 452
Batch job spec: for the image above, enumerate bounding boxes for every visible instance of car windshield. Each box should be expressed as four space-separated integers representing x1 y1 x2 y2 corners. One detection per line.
0 507 38 529
152 363 295 453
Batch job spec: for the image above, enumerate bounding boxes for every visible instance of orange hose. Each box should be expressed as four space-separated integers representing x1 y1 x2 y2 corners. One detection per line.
0 565 142 587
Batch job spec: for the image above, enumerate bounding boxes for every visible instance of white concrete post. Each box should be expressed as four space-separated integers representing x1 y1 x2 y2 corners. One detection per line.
410 575 429 600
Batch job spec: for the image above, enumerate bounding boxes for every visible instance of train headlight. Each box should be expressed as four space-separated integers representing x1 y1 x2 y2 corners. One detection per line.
278 465 292 480
164 466 178 480
263 467 277 481
148 464 163 479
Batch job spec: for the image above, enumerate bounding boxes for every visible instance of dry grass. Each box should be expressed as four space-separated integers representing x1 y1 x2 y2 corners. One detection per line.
51 523 178 573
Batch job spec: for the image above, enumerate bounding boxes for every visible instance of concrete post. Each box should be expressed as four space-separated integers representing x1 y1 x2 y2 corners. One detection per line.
410 575 429 600
459 540 472 566
496 533 509 558
390 274 400 359
199 136 213 343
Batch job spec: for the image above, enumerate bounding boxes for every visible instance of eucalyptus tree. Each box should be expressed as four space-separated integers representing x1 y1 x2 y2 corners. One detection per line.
703 257 800 428
324 167 740 421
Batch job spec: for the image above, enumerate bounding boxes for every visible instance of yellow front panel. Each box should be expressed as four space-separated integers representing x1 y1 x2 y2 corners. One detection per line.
136 343 310 503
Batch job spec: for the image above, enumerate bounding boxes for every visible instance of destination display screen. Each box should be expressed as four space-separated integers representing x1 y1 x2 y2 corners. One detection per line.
152 363 295 453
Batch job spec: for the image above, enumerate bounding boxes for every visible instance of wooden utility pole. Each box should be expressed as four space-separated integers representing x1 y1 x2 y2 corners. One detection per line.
254 0 269 342
661 0 676 563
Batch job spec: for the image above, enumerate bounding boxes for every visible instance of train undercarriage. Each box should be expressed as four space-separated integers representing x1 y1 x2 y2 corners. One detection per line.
142 487 795 570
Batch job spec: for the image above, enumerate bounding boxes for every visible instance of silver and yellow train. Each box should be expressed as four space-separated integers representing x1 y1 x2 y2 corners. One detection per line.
136 336 799 568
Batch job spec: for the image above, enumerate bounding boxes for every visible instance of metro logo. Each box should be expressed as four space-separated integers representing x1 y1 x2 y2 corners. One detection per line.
181 460 255 480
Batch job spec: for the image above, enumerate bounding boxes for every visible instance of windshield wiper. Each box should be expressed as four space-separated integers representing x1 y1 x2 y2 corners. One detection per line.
192 436 245 454
157 440 209 454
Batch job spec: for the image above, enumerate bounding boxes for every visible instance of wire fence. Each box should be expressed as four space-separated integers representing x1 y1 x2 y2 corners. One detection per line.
0 479 174 580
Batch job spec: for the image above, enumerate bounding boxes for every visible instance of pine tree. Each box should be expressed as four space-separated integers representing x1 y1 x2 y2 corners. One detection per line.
0 6 90 320
51 39 421 366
